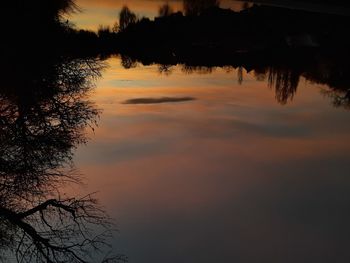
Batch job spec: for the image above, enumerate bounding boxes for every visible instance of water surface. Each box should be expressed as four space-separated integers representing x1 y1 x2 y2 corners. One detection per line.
74 57 350 263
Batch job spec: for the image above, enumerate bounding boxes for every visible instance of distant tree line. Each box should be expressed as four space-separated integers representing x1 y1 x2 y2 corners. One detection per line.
183 0 220 15
288 0 350 6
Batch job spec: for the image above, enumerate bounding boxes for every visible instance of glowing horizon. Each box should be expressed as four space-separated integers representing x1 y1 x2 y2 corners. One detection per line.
70 0 247 31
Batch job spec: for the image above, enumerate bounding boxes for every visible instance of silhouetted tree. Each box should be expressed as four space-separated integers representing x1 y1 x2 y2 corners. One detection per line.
183 0 220 16
112 21 120 33
2 0 83 54
3 0 79 29
119 6 137 31
159 3 174 17
242 2 252 10
98 25 112 37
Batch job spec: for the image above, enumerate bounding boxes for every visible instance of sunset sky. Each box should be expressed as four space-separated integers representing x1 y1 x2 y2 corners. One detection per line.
70 0 246 30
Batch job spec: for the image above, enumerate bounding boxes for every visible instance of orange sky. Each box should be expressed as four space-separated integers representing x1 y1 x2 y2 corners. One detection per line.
70 0 247 30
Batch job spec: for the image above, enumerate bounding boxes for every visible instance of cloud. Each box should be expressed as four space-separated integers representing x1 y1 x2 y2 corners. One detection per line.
122 97 196 104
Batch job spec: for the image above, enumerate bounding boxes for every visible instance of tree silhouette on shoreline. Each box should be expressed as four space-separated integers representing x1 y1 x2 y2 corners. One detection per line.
159 3 174 17
118 6 137 32
183 0 220 15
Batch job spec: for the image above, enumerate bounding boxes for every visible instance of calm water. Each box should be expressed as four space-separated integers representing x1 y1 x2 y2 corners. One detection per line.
2 1 350 262
73 57 350 262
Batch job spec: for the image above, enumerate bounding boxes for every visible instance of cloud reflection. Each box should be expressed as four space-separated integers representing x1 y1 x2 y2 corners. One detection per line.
122 97 196 104
74 56 350 262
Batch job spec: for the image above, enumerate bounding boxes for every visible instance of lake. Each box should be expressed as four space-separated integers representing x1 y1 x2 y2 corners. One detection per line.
72 56 350 262
2 1 350 262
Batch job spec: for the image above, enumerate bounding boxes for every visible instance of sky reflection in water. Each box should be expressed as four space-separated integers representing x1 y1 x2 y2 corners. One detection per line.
74 57 350 263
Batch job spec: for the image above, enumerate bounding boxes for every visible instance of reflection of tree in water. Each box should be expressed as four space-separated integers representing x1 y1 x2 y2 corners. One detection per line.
237 67 244 85
121 55 137 69
181 65 214 74
269 68 300 105
321 88 350 109
150 62 299 104
158 64 173 76
0 195 122 263
135 59 350 108
0 55 125 263
0 57 102 200
237 66 300 105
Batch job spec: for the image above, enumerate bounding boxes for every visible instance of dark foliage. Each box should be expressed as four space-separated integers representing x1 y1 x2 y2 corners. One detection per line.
183 0 220 16
159 3 174 17
118 6 137 32
107 5 350 105
288 0 350 6
0 45 125 262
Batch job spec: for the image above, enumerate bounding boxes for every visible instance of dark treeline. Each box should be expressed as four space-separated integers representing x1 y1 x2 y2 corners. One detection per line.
270 0 350 7
113 4 350 53
117 47 350 106
2 0 348 106
4 0 350 59
97 4 350 106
